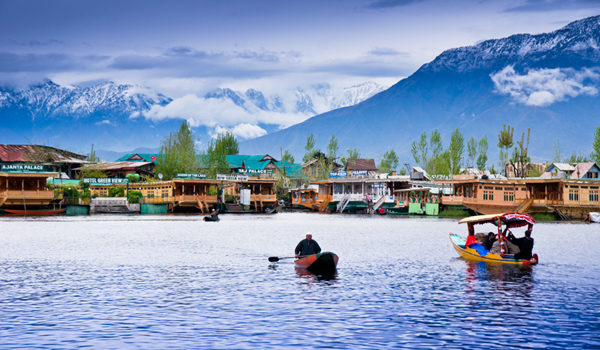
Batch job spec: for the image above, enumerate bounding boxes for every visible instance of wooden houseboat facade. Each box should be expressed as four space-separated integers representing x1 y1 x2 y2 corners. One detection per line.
436 177 600 220
0 170 59 210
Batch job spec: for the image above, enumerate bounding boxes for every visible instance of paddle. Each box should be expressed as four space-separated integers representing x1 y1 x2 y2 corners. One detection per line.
268 256 305 262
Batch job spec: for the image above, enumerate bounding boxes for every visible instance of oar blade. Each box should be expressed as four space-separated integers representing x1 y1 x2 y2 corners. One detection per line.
268 257 279 262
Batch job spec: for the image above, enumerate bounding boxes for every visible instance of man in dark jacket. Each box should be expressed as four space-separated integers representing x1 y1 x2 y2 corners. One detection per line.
509 230 534 260
483 232 496 251
295 233 321 258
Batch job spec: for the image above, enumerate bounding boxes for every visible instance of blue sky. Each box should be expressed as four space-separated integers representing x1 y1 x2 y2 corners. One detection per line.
2 0 600 143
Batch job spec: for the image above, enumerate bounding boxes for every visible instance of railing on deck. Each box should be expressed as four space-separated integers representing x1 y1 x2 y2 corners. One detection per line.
7 190 55 198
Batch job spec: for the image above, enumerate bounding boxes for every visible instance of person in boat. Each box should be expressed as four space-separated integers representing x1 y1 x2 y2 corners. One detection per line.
482 232 496 251
295 233 321 258
508 229 534 261
490 233 520 255
210 209 219 218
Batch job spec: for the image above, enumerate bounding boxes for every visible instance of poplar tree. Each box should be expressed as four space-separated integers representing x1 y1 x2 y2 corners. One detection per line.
477 136 489 171
448 128 465 175
302 133 316 164
155 120 199 180
378 149 399 173
429 130 443 174
497 124 514 177
591 125 600 164
467 136 477 168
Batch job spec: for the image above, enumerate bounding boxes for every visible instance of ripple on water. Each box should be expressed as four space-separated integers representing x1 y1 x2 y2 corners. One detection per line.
0 213 599 349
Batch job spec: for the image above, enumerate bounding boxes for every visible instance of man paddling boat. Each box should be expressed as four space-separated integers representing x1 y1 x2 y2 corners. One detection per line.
295 233 321 258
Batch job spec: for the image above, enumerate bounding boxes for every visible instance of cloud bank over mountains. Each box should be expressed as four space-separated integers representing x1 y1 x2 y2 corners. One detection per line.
491 66 600 107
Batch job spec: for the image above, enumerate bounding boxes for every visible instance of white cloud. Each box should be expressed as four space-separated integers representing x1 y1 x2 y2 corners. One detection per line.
95 119 114 126
213 123 268 140
142 94 311 128
491 66 600 107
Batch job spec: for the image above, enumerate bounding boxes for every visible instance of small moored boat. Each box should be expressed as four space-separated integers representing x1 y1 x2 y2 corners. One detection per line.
203 215 220 222
449 213 538 265
0 208 66 215
295 252 338 272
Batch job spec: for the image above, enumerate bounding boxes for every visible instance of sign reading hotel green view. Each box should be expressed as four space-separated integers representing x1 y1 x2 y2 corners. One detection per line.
217 174 249 181
238 168 273 175
1 164 47 173
176 174 207 179
83 178 129 185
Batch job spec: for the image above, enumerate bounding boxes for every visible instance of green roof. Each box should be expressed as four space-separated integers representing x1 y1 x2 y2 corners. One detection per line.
276 161 307 179
116 153 161 162
226 155 250 168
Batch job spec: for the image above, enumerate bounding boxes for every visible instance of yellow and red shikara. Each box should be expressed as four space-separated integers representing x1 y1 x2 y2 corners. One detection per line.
449 213 538 265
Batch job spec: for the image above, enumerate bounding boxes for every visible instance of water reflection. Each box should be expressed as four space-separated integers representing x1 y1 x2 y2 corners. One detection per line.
295 267 338 284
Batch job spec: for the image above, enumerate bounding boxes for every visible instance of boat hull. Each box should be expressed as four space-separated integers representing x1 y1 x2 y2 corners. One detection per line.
0 208 65 215
295 252 338 272
203 215 220 222
449 233 537 266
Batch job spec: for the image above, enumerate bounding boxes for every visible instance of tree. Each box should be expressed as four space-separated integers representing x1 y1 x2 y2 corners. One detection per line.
411 132 428 167
326 134 339 160
591 125 600 164
447 128 465 175
340 148 361 169
429 130 443 174
552 138 562 163
281 149 295 165
200 131 239 179
302 133 317 164
477 136 488 171
378 149 399 173
155 120 199 180
565 151 589 163
497 124 514 177
87 144 100 163
511 128 531 178
467 136 477 168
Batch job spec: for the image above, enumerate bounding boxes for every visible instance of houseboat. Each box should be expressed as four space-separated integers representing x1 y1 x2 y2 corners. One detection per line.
0 166 60 213
436 177 600 220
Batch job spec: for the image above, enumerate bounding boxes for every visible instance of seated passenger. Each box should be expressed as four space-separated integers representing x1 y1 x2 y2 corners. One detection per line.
482 232 495 251
475 232 487 243
509 230 534 261
465 234 477 247
490 236 501 254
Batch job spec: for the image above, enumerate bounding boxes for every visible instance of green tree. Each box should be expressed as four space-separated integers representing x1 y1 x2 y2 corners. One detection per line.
509 128 530 178
281 149 295 165
497 124 514 177
411 132 428 168
591 125 600 164
477 136 488 171
326 134 339 160
429 130 443 174
378 148 399 173
213 131 239 156
565 151 589 163
552 138 562 163
467 136 477 168
447 128 465 175
302 133 316 164
155 120 199 180
87 144 100 163
340 148 361 169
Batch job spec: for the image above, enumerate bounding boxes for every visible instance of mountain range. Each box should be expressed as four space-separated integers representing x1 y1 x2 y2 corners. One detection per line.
240 15 600 167
0 79 386 157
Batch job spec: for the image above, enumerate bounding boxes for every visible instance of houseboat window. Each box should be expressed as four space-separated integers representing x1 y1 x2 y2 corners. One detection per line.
483 190 493 201
521 188 527 191
334 183 343 194
495 187 503 191
591 186 599 189
569 189 579 201
580 186 588 189
503 191 514 202
590 190 599 202
587 172 599 178
344 185 351 194
354 184 362 194
571 186 579 188
484 186 493 190
504 187 514 191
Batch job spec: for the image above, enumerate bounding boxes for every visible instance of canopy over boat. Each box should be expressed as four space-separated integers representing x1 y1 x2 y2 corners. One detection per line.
459 213 535 228
450 213 538 265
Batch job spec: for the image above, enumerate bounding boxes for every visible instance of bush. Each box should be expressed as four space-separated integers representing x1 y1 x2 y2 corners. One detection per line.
128 190 143 203
277 193 289 202
109 186 125 197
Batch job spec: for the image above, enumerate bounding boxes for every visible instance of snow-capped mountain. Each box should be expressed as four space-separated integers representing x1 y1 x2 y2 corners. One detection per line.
422 15 600 73
241 14 600 164
0 79 172 119
204 81 387 116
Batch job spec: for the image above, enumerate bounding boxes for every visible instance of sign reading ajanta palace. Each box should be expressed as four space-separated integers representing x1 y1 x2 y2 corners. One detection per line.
0 164 47 173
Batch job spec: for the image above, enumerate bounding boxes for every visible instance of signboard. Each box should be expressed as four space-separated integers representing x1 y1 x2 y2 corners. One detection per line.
238 168 273 175
176 173 207 179
83 178 129 185
1 164 47 173
329 172 347 178
217 174 249 181
350 170 369 176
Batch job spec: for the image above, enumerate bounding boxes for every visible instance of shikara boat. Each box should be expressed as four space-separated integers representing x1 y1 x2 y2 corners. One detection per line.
449 213 538 265
295 252 338 272
0 208 65 215
203 215 220 222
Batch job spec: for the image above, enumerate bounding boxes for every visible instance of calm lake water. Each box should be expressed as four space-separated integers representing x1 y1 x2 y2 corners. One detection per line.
1 213 599 349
